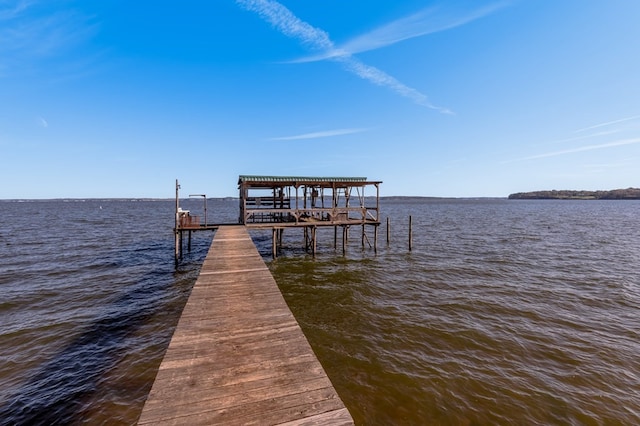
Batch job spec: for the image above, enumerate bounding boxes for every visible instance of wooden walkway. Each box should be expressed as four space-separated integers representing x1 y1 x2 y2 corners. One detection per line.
138 225 353 425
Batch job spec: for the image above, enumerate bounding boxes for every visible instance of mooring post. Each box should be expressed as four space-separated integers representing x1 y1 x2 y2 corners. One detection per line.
303 227 308 251
409 215 413 251
174 231 179 266
386 217 390 245
374 225 378 253
272 228 277 259
312 226 317 257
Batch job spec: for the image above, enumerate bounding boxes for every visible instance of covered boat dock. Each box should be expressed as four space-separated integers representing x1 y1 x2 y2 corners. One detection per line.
238 175 382 256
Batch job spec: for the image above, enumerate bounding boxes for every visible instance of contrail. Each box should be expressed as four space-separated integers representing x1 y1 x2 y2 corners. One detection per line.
235 0 451 112
268 128 369 141
573 114 640 133
511 138 640 162
295 1 509 63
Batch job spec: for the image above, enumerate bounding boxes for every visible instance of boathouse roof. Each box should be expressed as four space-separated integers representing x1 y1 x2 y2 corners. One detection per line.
238 175 380 187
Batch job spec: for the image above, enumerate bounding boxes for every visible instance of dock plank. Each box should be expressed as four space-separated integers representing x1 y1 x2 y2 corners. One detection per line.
138 225 352 425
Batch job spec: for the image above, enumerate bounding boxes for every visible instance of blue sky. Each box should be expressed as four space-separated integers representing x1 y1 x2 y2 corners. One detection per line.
2 0 639 198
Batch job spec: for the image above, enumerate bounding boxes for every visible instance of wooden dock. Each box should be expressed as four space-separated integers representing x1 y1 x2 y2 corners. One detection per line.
138 225 353 425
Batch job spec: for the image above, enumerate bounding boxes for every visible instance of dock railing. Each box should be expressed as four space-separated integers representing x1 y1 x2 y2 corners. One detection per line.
243 206 379 226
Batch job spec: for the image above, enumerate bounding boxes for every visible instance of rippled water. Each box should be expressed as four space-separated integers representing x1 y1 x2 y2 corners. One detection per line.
0 199 221 425
1 198 639 425
270 199 640 425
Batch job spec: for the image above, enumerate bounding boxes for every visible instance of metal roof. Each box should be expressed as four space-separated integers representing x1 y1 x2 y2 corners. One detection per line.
238 175 376 184
238 175 382 188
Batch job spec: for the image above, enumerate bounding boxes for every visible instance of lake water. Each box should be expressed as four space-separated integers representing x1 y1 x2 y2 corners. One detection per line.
0 198 638 425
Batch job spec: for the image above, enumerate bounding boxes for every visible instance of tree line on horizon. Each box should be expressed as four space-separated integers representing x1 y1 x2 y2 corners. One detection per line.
508 188 640 200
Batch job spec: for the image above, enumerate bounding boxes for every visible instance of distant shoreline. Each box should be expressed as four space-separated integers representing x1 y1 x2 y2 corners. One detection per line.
4 192 639 202
0 196 507 202
508 188 640 200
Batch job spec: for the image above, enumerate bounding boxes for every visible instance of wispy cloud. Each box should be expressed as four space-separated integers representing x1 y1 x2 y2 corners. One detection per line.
509 138 640 162
268 127 369 141
235 0 452 112
37 116 48 127
573 114 640 133
0 1 98 75
544 129 621 146
581 158 637 173
295 1 509 63
0 0 33 20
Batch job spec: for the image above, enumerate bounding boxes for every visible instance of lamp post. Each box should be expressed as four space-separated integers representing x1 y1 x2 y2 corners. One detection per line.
189 194 207 226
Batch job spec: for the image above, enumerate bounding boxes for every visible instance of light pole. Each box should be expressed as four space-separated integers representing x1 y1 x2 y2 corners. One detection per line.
189 194 207 226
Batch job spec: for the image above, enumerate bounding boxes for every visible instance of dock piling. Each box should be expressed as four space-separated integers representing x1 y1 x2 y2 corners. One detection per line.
374 224 378 253
386 216 390 246
272 227 277 259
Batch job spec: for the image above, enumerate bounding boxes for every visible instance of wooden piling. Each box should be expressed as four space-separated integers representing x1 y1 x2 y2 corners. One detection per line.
312 226 317 256
386 217 390 246
303 227 308 250
272 227 277 259
374 225 378 253
342 226 347 255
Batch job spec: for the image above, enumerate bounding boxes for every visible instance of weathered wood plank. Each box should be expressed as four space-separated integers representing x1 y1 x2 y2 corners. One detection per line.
278 408 354 426
138 225 352 425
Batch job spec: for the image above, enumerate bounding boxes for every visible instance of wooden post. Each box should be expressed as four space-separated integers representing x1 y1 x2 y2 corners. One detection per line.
374 225 378 253
174 232 180 265
312 226 317 257
361 224 365 247
386 217 390 245
188 230 192 252
295 185 299 223
272 228 277 259
376 183 380 222
334 226 337 249
303 227 308 250
409 215 413 251
342 226 347 255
